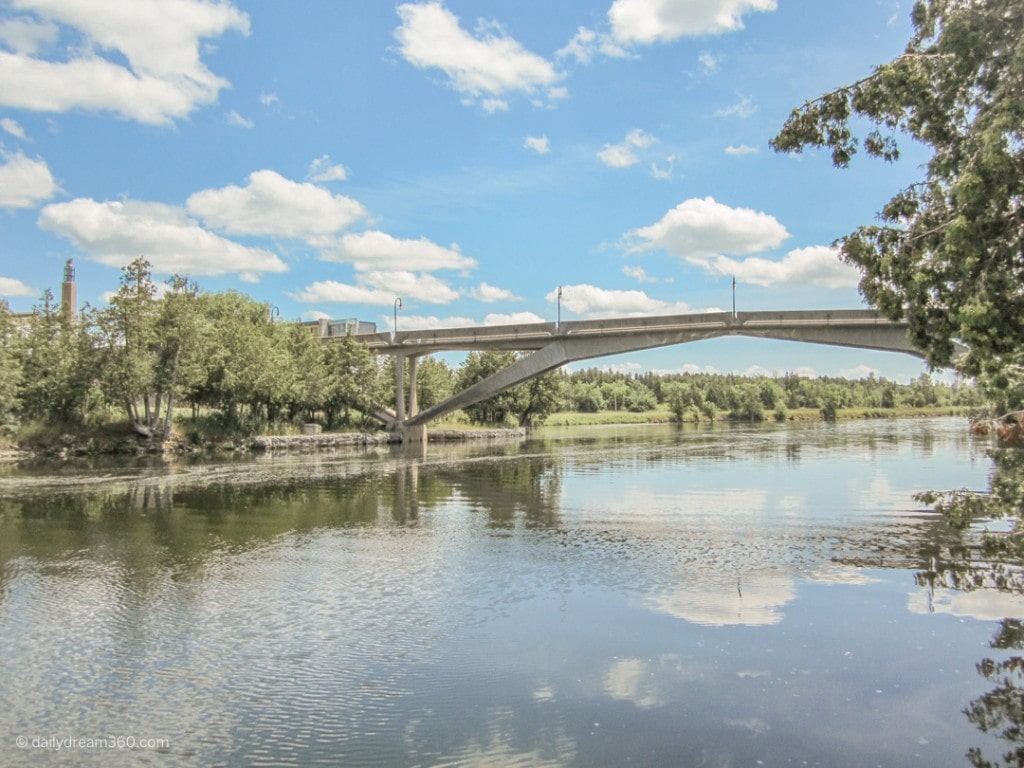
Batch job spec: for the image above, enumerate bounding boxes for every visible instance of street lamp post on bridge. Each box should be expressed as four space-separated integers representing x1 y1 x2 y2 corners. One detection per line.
392 297 403 341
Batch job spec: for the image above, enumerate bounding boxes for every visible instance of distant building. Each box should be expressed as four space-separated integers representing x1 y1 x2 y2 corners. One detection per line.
6 261 77 331
61 259 77 325
301 317 377 338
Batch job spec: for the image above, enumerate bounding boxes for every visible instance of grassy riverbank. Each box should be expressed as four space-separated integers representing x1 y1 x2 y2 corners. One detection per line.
541 405 973 427
0 405 978 461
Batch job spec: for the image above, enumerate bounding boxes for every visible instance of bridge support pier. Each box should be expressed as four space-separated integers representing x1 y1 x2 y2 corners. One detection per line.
392 353 427 444
396 423 428 444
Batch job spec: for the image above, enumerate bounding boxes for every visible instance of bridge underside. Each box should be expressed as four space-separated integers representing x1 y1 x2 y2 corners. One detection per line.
349 309 930 440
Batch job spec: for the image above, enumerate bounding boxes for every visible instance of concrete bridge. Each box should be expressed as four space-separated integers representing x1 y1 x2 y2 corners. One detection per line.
339 309 922 442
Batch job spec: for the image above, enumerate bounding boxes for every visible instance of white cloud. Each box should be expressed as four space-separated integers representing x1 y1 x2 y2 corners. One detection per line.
484 311 545 326
546 86 569 103
0 276 37 297
524 135 550 154
471 282 519 303
725 144 758 156
186 170 367 241
609 0 777 45
598 143 638 168
601 361 644 374
598 128 657 168
395 2 564 109
227 110 253 128
481 97 509 113
714 94 756 118
291 270 458 306
907 586 1024 622
652 363 721 375
38 198 287 277
626 196 789 263
1 117 26 139
259 91 279 107
557 25 631 63
651 154 676 180
307 155 348 182
650 572 794 626
321 230 475 272
605 658 664 709
300 310 332 322
793 366 818 378
0 153 58 208
839 364 880 380
0 0 250 124
711 245 860 288
698 52 719 73
546 283 696 318
0 16 58 54
384 313 475 331
622 265 665 283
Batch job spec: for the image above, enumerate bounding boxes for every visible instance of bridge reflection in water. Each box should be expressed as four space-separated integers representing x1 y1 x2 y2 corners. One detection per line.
336 309 929 442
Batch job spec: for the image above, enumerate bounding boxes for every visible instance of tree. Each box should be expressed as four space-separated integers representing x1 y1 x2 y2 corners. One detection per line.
572 381 605 413
0 301 21 430
413 355 455 412
624 380 657 412
322 336 384 427
600 380 630 411
456 351 563 426
95 258 160 431
457 351 522 425
517 368 566 426
663 381 691 421
152 275 203 435
19 289 96 425
771 0 1024 403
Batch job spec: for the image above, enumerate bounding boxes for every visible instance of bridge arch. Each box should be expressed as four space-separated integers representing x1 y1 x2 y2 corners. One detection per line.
342 309 929 440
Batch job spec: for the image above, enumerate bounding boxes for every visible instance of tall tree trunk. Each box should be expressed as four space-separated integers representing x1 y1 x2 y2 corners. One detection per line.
162 349 180 439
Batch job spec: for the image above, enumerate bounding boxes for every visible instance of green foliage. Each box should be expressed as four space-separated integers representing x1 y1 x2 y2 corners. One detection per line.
772 0 1024 408
0 301 21 431
95 258 160 427
456 351 521 425
17 289 97 426
624 380 657 412
733 383 767 422
322 336 385 427
600 380 630 411
7 265 387 438
572 381 606 413
413 355 455 412
456 351 565 426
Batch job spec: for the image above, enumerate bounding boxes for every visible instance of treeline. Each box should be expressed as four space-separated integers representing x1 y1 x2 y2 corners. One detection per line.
451 359 981 426
0 258 981 439
0 259 387 437
563 367 982 422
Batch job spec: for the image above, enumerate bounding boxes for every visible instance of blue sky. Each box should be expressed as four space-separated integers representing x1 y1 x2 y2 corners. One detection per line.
0 0 940 381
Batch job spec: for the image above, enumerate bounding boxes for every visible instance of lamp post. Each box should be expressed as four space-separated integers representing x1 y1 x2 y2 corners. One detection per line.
732 276 736 318
393 297 403 340
556 285 562 330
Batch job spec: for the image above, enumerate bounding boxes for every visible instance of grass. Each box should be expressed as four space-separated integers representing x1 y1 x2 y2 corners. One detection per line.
541 405 973 428
542 408 675 427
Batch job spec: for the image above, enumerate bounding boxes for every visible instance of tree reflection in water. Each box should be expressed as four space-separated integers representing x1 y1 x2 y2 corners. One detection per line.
917 449 1024 768
966 620 1024 768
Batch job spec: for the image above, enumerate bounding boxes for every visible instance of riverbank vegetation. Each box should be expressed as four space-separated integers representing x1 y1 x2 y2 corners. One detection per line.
0 258 983 453
770 0 1024 622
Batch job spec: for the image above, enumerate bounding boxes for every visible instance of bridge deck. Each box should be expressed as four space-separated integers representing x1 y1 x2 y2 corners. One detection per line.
349 309 910 356
337 308 922 434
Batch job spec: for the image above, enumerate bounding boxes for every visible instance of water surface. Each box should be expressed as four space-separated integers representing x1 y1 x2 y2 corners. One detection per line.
1 418 1021 767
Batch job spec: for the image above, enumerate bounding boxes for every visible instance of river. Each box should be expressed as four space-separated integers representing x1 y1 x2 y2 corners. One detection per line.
1 418 1022 767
